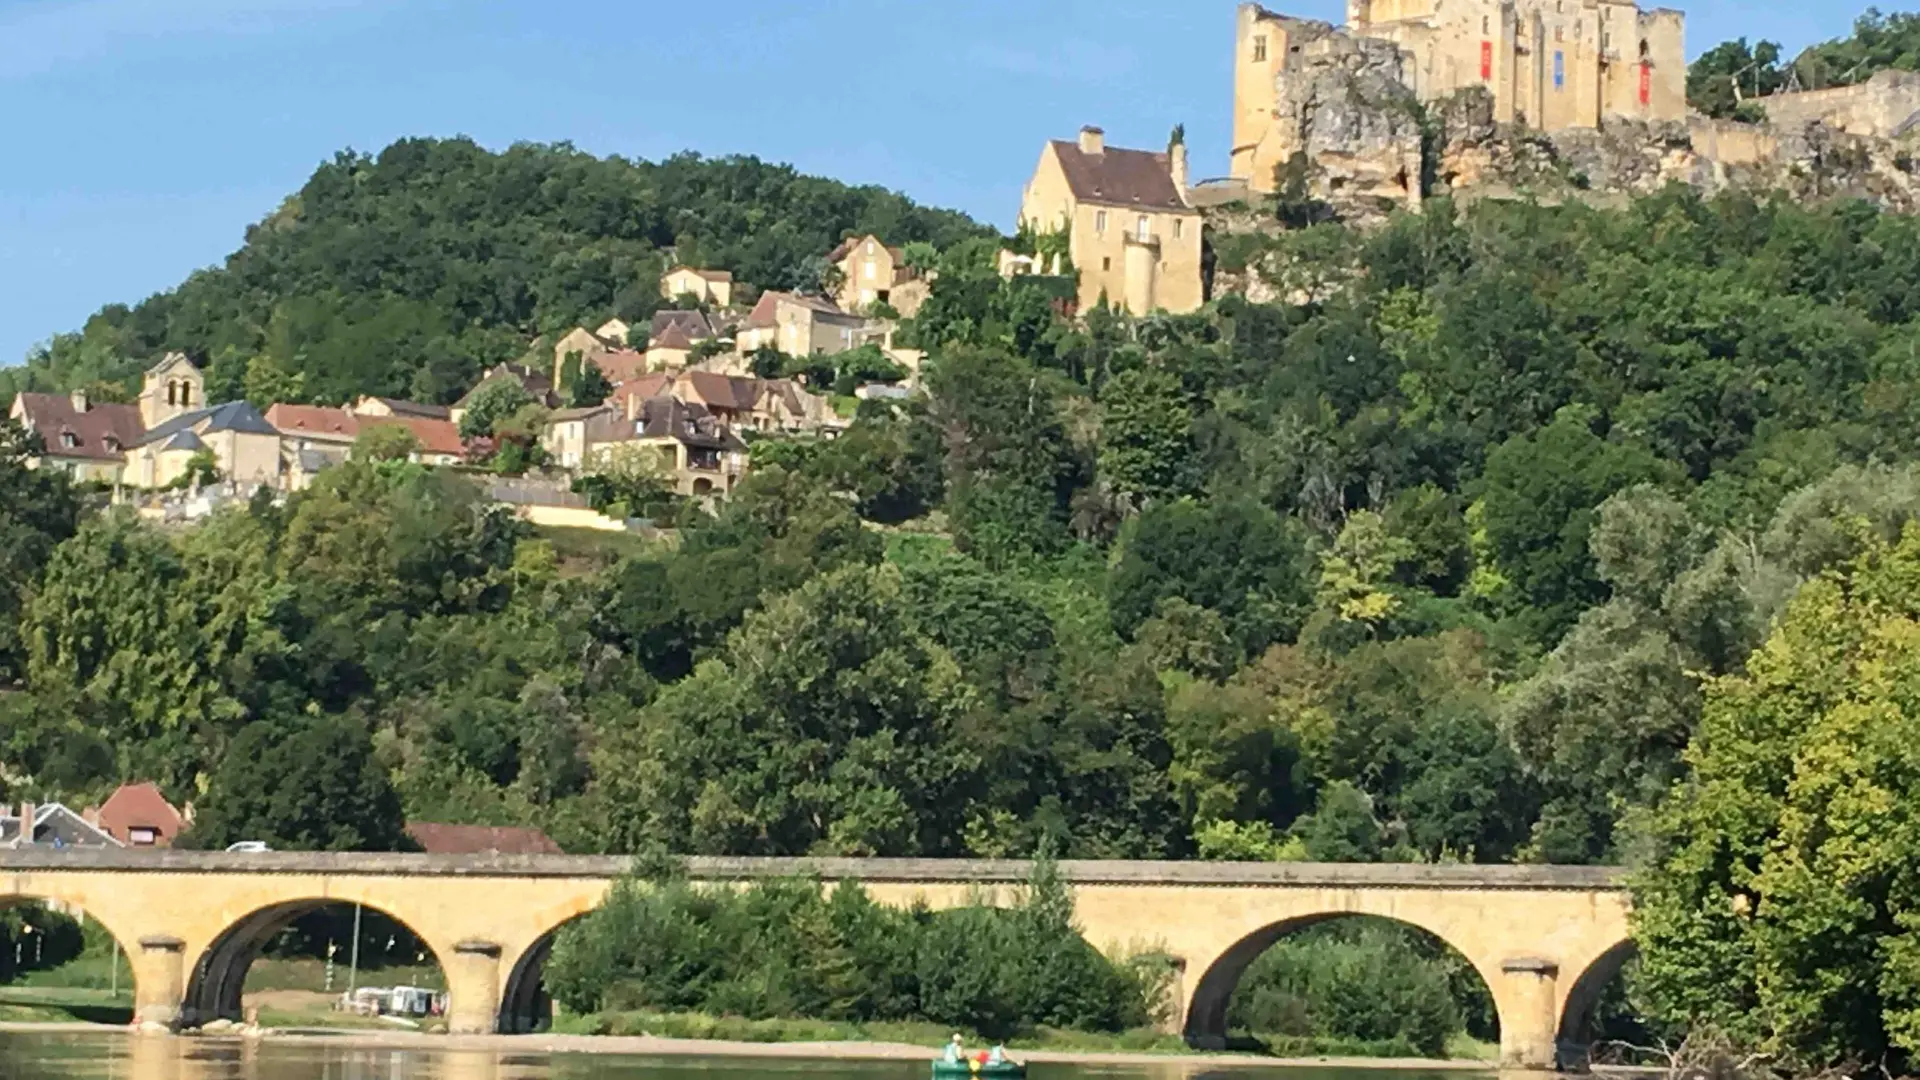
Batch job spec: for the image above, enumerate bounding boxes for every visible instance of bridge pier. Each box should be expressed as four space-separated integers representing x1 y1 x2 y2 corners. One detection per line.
133 935 187 1030
1498 958 1561 1071
448 940 505 1035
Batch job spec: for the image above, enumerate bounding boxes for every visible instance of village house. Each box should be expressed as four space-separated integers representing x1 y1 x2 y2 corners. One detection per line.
87 783 186 848
736 292 869 357
1 802 120 849
828 235 932 318
8 387 144 483
268 402 465 488
353 396 453 422
645 310 725 372
660 266 735 309
1016 127 1205 316
544 394 748 497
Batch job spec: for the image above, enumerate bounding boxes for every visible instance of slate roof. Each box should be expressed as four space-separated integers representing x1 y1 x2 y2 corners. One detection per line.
636 395 746 452
1049 139 1191 211
364 397 452 421
651 310 716 343
159 430 205 453
0 803 121 849
131 401 277 449
11 394 144 462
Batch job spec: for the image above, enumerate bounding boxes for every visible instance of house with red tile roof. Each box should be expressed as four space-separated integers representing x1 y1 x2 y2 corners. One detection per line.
87 783 186 848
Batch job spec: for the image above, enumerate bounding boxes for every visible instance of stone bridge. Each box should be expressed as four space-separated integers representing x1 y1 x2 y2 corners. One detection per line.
0 852 1630 1070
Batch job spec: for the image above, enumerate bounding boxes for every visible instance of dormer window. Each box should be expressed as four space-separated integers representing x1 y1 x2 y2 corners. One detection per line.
103 436 121 453
60 431 79 450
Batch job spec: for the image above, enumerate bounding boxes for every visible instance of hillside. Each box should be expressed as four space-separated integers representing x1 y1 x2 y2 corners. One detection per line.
0 138 988 411
1691 9 1920 117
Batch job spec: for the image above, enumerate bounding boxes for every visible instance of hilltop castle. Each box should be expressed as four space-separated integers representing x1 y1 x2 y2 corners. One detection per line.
1232 0 1685 193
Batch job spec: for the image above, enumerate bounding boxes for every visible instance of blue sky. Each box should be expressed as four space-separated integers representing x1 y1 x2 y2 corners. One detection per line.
0 0 1872 367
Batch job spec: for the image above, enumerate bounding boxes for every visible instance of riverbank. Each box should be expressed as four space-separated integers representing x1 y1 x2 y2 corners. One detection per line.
0 1022 1503 1070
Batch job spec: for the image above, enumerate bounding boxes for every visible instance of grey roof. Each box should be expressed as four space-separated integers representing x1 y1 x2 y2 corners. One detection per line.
636 395 746 452
132 401 278 449
160 430 205 453
0 803 121 849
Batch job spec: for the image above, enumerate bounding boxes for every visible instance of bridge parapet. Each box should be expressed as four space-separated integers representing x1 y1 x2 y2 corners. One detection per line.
0 850 1628 890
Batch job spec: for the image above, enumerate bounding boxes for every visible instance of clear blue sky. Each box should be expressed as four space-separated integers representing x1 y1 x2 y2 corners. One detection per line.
0 0 1871 367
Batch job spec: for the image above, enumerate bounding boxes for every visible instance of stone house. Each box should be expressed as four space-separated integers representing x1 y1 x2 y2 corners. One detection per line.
660 266 735 308
736 292 868 357
0 802 120 849
124 400 283 490
544 394 749 497
828 235 932 317
268 402 465 487
1017 127 1205 315
8 388 144 483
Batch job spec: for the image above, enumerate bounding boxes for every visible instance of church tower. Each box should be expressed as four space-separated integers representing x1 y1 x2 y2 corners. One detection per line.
139 352 205 430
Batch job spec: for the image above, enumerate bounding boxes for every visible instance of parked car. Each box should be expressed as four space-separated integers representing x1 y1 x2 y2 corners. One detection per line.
225 841 271 853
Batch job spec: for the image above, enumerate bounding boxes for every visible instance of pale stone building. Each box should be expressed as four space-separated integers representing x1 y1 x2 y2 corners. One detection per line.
1233 0 1686 192
736 292 869 357
8 389 143 483
660 267 735 309
828 235 932 318
1016 127 1205 316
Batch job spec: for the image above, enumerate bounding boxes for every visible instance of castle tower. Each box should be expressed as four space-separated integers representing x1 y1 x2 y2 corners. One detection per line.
139 352 204 431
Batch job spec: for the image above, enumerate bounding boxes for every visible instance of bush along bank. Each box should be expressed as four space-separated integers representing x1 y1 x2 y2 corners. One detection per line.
545 855 1171 1041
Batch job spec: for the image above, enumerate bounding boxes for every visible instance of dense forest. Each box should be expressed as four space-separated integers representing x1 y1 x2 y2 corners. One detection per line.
0 139 986 411
13 116 1920 1062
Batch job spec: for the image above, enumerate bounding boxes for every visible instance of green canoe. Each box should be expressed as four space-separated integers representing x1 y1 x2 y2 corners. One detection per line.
931 1058 1026 1079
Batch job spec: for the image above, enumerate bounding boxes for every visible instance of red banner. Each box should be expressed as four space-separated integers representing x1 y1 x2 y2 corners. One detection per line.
1639 63 1652 106
1481 41 1493 81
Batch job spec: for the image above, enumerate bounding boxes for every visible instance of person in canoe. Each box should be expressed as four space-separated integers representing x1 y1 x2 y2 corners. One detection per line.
944 1034 964 1063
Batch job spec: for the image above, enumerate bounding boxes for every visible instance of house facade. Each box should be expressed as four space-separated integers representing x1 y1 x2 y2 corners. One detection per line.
661 267 735 308
88 783 186 848
737 292 868 357
1017 127 1205 316
829 236 932 318
8 390 144 483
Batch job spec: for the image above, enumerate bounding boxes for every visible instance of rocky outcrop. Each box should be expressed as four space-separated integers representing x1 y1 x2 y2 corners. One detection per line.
1269 32 1426 223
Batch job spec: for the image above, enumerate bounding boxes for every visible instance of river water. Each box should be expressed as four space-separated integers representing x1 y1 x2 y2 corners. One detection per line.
0 1033 1498 1080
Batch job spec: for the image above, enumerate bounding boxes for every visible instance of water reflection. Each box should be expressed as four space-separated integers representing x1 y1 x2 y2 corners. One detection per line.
0 1033 1508 1080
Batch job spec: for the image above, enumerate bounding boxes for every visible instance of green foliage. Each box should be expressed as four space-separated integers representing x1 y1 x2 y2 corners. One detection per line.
1634 526 1920 1069
0 422 81 686
458 378 537 440
185 713 409 852
16 140 986 402
1229 919 1468 1056
547 858 1162 1038
567 358 615 408
1110 499 1313 658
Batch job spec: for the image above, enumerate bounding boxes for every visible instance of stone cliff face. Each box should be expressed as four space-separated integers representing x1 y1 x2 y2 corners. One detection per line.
1267 34 1426 220
1256 75 1920 224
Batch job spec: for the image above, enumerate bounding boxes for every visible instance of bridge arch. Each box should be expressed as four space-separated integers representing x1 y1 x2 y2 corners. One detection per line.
497 912 591 1034
181 898 448 1027
1181 911 1503 1051
1555 938 1637 1061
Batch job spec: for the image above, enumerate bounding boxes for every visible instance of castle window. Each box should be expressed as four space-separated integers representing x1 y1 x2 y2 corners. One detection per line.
1095 210 1108 233
1253 35 1268 63
1174 219 1185 239
1102 257 1112 272
1483 16 1490 34
1137 215 1151 241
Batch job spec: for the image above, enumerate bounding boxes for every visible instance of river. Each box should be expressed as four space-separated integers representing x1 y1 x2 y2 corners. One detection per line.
0 1032 1501 1080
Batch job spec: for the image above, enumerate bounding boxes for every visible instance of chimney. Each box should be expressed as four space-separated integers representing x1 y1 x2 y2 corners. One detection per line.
1170 142 1190 198
19 802 35 846
70 388 89 413
1079 126 1106 156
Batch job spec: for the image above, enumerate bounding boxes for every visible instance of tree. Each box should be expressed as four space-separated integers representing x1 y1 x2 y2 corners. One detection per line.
1098 366 1198 507
567 357 614 408
352 424 418 463
0 422 81 685
1477 408 1667 644
458 378 538 440
1110 498 1314 657
187 714 409 851
1687 38 1786 119
1635 527 1920 1069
